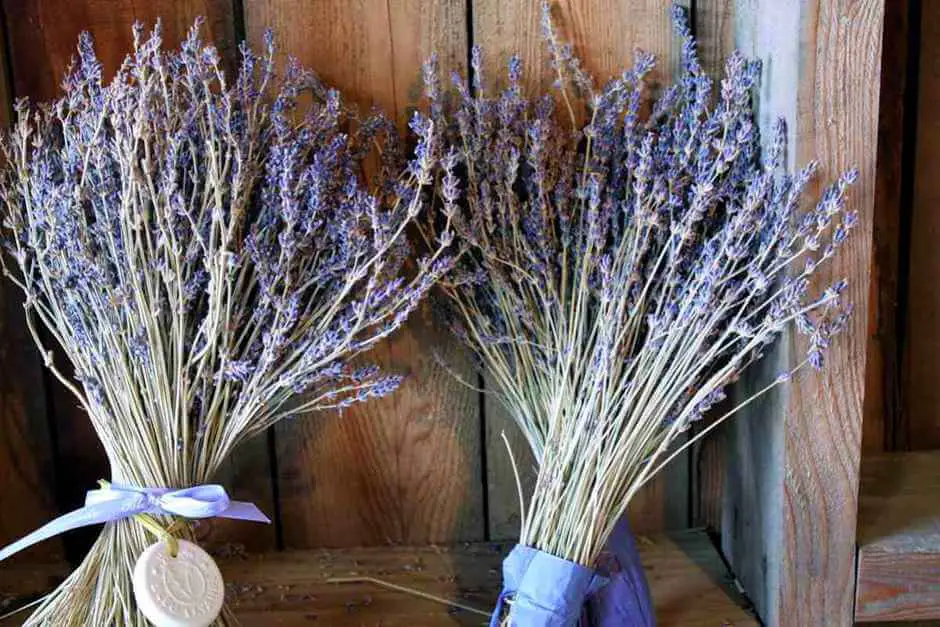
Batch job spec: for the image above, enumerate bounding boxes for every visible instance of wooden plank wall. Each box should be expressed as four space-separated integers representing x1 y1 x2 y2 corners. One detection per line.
0 3 901 625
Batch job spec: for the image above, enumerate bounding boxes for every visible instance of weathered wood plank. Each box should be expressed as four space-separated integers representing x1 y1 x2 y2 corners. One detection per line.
0 530 756 627
782 1 883 624
698 0 884 625
472 0 691 540
902 0 940 451
856 451 940 622
243 0 483 548
0 7 62 568
0 0 276 554
471 0 683 94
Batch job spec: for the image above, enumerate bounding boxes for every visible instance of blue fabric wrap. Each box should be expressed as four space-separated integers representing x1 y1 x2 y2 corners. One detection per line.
585 518 655 626
491 519 655 627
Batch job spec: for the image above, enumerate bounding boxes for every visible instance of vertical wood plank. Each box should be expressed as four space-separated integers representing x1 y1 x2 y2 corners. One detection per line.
903 0 940 451
783 2 882 623
244 0 484 548
700 0 884 624
472 0 690 539
0 9 62 565
472 0 681 94
863 0 908 454
1 0 277 553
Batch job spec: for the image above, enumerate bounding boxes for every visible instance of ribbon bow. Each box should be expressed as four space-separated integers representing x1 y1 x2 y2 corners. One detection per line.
0 483 270 562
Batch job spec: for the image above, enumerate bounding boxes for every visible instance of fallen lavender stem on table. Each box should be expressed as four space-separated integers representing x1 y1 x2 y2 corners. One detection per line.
418 4 857 625
0 20 450 626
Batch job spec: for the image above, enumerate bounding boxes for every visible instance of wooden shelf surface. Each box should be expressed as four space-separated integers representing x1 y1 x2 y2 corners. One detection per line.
856 450 940 622
0 529 755 626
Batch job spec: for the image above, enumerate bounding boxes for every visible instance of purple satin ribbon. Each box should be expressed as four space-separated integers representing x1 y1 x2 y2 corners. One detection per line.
0 483 270 562
492 519 655 627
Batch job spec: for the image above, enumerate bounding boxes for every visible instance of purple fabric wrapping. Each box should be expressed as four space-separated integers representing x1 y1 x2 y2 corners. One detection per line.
491 519 654 627
585 519 655 626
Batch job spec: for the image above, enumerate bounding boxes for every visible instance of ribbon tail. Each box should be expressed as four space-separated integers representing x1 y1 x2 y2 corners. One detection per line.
217 500 271 523
490 588 512 627
0 499 143 562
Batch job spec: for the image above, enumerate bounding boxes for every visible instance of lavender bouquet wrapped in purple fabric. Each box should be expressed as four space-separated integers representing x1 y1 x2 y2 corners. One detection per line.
418 5 855 626
0 22 450 625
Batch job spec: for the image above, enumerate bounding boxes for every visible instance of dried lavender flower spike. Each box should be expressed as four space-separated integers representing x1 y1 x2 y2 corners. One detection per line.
418 4 856 625
0 22 451 626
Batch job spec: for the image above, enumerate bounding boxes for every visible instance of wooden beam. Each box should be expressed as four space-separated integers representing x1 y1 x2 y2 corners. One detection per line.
696 0 885 624
856 451 940 622
781 2 882 623
0 530 755 627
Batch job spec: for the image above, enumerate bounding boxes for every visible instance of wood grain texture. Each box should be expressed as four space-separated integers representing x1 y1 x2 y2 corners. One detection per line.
473 0 691 540
700 0 884 624
471 0 685 95
1 0 276 554
703 7 793 621
856 451 940 622
0 530 756 627
782 1 883 624
244 0 484 549
903 0 940 450
692 423 725 530
274 311 483 547
0 13 62 567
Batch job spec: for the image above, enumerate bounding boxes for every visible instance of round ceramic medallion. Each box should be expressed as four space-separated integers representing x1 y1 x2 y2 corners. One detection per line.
132 539 224 627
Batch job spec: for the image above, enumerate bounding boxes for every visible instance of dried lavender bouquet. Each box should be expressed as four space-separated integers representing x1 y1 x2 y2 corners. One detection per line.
420 7 855 626
0 22 448 626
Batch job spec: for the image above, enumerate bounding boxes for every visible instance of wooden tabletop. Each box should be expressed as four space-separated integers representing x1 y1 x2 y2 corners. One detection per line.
856 450 940 622
0 530 755 626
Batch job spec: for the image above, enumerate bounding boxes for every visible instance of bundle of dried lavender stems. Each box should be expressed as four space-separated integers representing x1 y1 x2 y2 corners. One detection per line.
0 22 450 625
419 5 855 623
